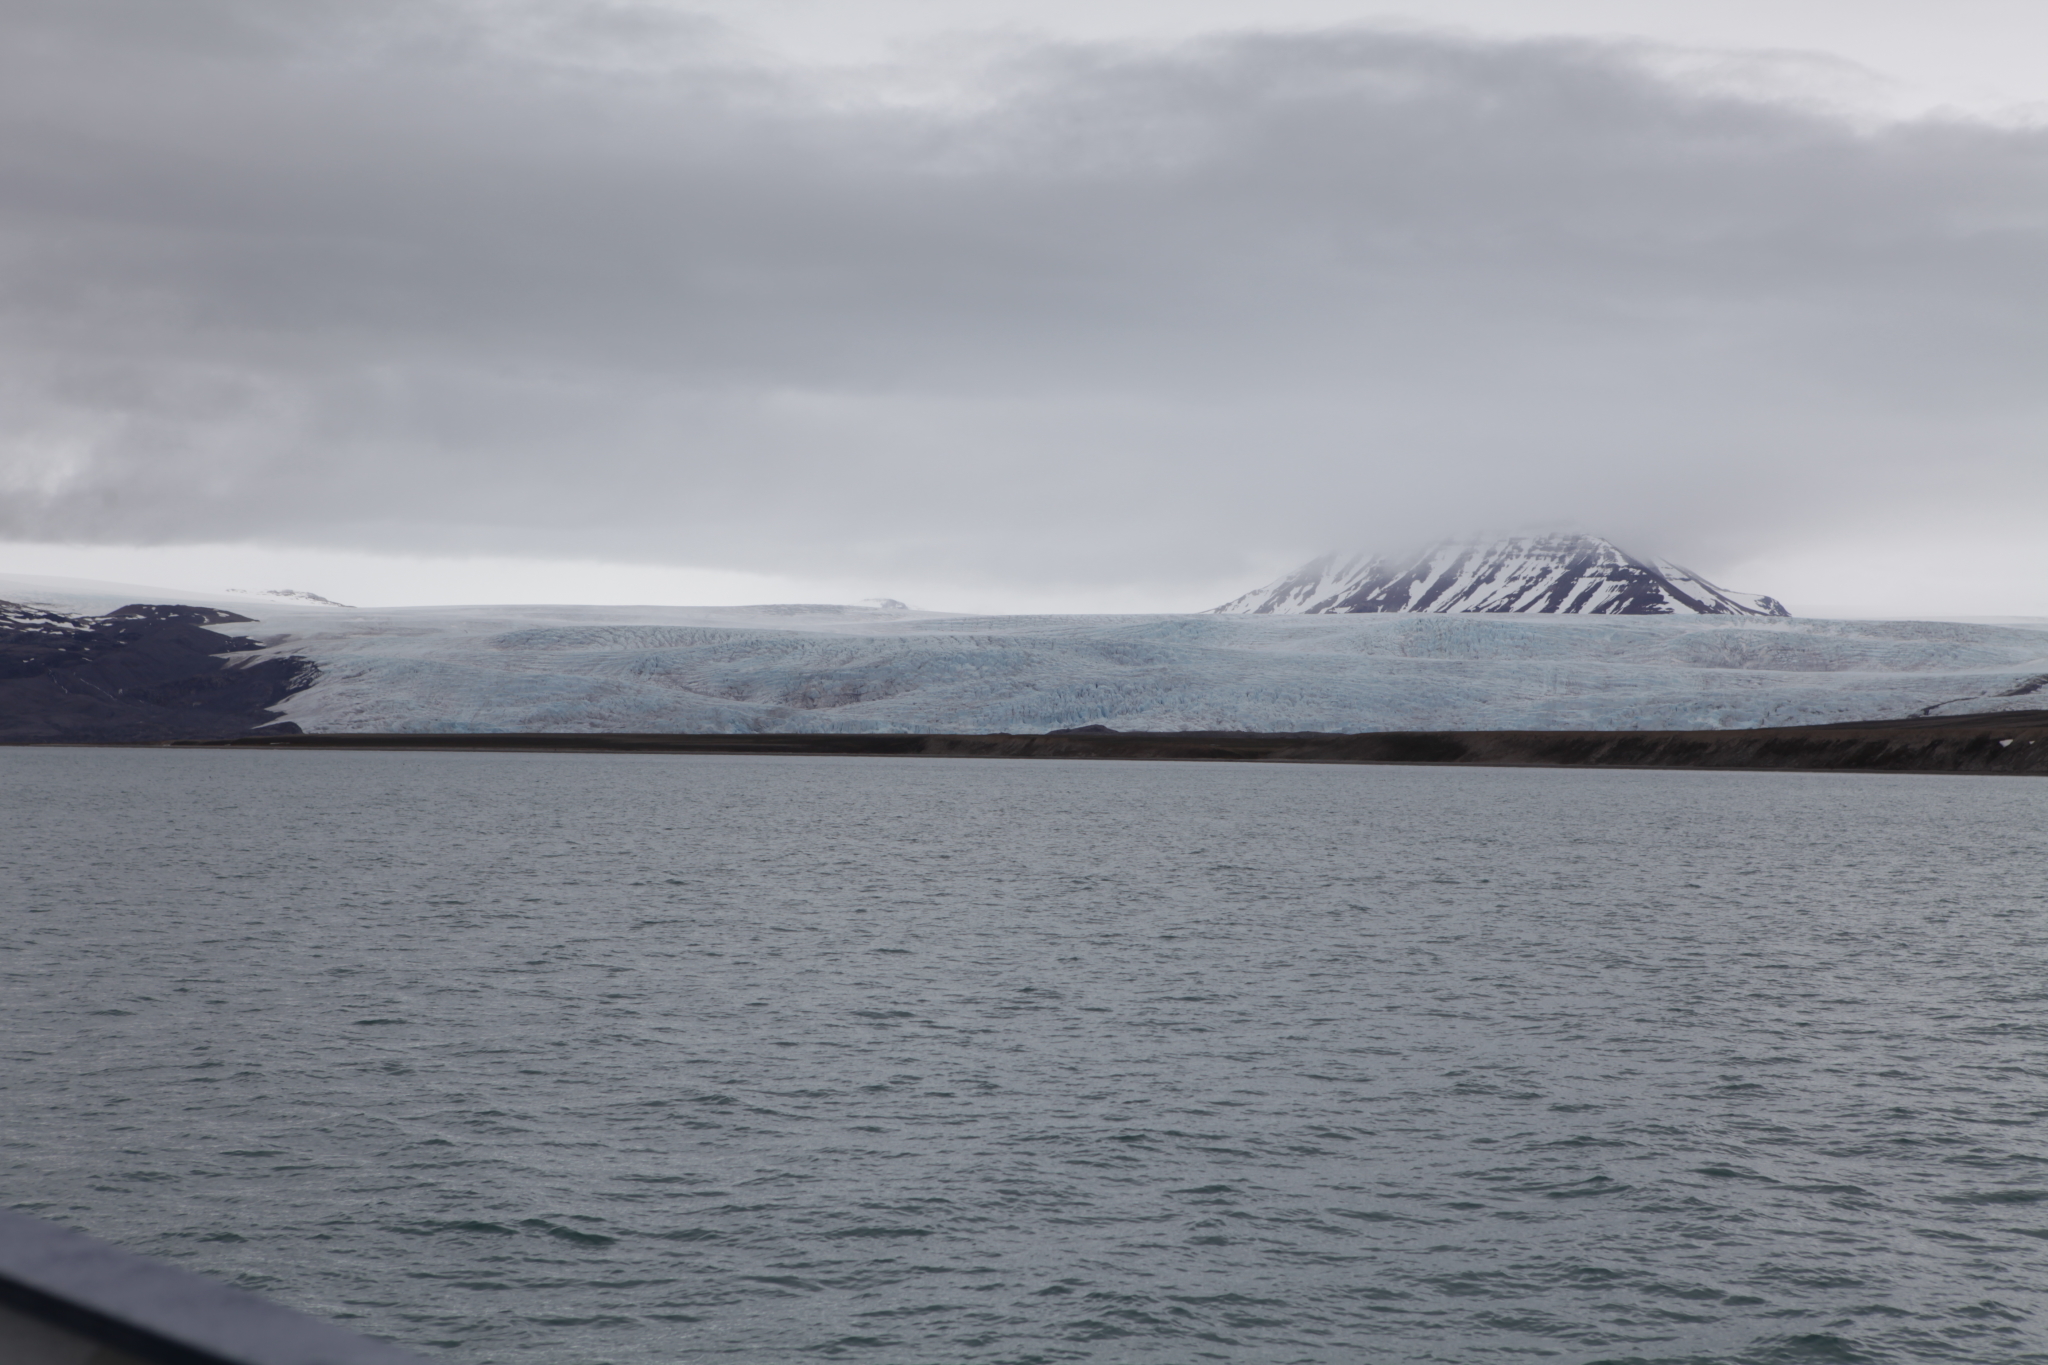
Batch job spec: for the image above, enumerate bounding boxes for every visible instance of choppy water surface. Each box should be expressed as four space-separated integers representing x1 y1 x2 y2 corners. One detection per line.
4 749 2046 1365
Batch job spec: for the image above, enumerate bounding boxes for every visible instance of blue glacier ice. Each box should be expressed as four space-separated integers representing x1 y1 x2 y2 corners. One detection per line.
6 575 2043 735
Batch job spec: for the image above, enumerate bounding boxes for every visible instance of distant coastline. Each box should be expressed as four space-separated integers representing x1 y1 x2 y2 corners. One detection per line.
161 712 2048 776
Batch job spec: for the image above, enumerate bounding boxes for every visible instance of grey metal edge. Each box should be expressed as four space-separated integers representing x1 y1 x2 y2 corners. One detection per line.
0 1208 429 1365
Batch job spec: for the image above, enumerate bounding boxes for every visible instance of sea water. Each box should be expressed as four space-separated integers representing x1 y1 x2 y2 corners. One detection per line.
3 748 2045 1364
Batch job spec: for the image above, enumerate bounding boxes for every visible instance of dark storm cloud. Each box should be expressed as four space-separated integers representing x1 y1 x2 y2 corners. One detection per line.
2 0 2044 589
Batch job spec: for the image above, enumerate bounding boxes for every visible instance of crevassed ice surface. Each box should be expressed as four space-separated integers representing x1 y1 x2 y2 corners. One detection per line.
3 749 2045 1364
204 606 2048 733
4 574 2046 733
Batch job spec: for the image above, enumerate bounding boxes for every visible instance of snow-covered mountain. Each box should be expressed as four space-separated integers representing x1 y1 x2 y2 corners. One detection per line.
4 572 2043 738
0 595 311 742
1213 534 1789 617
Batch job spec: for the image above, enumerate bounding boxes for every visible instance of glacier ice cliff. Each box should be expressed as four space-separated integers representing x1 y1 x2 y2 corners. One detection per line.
4 574 2042 737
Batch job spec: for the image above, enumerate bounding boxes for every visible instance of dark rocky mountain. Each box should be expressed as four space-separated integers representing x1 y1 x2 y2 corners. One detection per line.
0 601 317 743
1213 533 1790 616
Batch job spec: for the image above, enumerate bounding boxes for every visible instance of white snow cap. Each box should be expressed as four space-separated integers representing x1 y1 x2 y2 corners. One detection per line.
1213 534 1788 617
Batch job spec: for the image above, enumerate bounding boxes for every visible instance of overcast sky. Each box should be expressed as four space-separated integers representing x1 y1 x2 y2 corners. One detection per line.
1 0 2044 614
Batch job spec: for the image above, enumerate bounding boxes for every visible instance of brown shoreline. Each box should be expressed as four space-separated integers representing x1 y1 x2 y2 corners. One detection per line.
162 710 2048 776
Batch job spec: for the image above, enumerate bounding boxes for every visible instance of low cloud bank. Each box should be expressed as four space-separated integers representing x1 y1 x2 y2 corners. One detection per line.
2 1 2044 597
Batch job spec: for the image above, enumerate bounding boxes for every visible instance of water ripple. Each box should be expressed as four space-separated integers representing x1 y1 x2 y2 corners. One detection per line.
4 749 2046 1362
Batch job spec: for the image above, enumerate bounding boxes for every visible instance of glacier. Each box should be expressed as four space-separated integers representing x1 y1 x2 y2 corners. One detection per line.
3 572 2044 736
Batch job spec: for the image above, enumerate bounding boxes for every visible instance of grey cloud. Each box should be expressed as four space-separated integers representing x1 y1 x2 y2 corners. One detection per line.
1 0 2044 593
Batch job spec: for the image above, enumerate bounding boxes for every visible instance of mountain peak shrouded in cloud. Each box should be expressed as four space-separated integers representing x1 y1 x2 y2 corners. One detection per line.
226 588 354 608
1213 534 1790 616
0 1 2043 611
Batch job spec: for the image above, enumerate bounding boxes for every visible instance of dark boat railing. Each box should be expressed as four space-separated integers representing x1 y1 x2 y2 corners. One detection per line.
0 1208 426 1365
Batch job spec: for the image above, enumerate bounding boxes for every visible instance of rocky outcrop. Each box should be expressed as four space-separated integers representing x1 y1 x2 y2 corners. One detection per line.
0 601 316 743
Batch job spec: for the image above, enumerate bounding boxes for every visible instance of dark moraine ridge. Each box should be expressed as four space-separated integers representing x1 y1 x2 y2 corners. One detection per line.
178 710 2048 775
